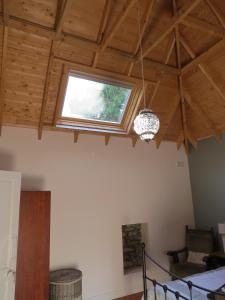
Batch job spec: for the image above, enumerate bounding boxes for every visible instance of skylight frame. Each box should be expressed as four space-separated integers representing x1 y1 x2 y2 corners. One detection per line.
55 64 144 134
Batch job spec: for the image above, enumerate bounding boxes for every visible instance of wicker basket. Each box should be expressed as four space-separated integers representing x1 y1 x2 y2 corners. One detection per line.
49 269 82 300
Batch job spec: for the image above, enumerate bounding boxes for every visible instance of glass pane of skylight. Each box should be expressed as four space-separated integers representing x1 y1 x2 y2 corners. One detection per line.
62 75 132 123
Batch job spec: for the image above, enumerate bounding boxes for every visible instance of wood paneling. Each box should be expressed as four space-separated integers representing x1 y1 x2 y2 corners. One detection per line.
15 191 51 300
1 0 225 146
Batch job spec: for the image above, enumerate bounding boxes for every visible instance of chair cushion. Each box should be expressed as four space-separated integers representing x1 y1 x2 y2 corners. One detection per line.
187 251 208 265
171 262 206 278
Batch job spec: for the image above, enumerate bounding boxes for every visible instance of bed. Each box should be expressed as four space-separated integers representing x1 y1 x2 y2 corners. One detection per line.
144 267 225 300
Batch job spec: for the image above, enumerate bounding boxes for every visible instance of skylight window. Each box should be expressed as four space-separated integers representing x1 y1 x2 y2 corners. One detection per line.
62 74 132 124
56 65 143 134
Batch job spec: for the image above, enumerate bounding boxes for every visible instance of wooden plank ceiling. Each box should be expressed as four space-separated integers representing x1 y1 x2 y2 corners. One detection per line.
1 0 225 150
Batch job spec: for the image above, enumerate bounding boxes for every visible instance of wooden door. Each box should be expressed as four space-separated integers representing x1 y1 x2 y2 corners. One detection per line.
15 191 51 300
0 171 21 300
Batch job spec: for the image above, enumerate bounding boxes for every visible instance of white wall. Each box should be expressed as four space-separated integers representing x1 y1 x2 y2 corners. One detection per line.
0 127 194 300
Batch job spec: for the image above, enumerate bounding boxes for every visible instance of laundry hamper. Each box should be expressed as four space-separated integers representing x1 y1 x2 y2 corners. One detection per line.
49 269 82 300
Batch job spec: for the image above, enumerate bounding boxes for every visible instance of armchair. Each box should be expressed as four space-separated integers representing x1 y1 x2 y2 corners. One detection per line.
167 226 216 279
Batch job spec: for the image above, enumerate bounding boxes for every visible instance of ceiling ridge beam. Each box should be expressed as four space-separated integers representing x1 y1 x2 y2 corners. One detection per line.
180 15 225 38
136 0 201 60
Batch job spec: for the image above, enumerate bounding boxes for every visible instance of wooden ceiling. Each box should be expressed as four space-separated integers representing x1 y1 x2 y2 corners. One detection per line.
1 0 225 150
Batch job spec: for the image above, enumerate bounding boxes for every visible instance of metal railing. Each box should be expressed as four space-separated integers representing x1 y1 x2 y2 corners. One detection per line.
141 243 225 300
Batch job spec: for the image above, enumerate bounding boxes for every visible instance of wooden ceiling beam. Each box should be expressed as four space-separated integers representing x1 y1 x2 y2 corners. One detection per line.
62 33 179 75
181 38 225 74
94 0 137 67
2 0 9 25
105 134 110 146
180 36 223 141
74 130 79 143
184 91 221 141
178 75 189 152
100 0 137 52
179 35 196 59
38 41 55 140
181 36 225 105
180 15 225 38
92 0 112 67
131 136 138 147
128 0 156 76
186 128 198 149
155 96 180 148
146 35 176 109
205 0 225 29
198 64 225 105
55 0 73 40
3 15 179 76
177 132 184 150
139 0 201 59
173 0 190 153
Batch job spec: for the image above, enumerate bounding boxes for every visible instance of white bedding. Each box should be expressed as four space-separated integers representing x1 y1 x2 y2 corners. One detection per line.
144 267 225 300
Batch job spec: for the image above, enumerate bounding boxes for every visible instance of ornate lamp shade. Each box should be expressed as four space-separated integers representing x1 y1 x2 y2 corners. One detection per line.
134 109 160 142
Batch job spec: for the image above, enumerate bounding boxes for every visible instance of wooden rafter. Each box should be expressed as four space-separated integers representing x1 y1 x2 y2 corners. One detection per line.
186 128 197 149
147 35 175 109
138 0 201 60
2 0 9 25
4 13 179 76
94 0 137 66
92 0 112 67
180 16 225 38
128 0 156 76
205 0 225 29
74 131 79 143
177 132 184 150
180 36 225 108
184 91 221 141
105 134 110 146
181 38 225 74
199 65 225 105
155 96 180 148
38 41 55 140
38 0 74 139
172 0 194 152
131 135 138 147
56 0 73 39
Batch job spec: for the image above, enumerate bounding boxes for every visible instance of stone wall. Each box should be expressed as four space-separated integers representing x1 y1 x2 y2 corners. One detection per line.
122 224 142 273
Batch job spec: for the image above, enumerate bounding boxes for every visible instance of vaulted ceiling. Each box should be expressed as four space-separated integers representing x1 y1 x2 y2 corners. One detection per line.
1 0 225 150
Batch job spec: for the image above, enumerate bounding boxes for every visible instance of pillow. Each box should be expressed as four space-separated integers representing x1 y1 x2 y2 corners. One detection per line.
187 251 208 265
